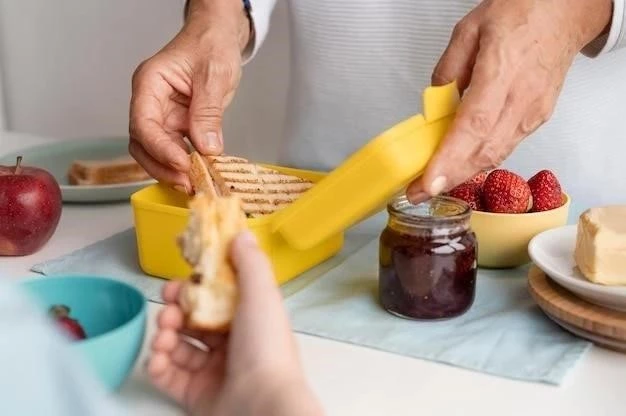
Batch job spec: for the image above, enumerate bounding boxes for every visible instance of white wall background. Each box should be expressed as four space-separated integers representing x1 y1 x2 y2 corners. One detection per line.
0 0 290 162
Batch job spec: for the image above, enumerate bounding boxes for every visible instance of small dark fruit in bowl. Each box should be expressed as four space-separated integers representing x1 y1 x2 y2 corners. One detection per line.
49 304 87 341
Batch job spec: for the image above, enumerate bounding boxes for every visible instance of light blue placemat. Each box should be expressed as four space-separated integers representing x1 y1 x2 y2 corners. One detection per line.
29 225 378 303
31 229 166 302
31 224 591 384
284 239 591 385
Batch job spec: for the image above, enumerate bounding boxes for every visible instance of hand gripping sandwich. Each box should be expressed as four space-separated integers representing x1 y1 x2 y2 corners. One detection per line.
176 152 313 330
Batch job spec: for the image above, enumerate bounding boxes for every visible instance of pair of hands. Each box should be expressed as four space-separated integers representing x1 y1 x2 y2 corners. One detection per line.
148 231 323 416
140 2 612 412
129 0 612 201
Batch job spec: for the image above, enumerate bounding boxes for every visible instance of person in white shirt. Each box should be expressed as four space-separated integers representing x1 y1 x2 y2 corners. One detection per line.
129 0 625 209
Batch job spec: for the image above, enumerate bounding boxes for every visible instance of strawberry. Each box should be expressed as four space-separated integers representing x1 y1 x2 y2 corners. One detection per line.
49 304 87 341
447 183 483 211
527 170 563 212
481 169 532 213
464 170 489 187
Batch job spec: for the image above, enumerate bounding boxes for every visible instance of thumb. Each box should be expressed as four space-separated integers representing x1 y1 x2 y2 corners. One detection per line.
229 231 286 326
228 231 297 372
188 64 230 156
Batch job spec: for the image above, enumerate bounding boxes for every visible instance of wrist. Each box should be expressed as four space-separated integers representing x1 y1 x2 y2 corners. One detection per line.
184 0 252 53
574 0 614 46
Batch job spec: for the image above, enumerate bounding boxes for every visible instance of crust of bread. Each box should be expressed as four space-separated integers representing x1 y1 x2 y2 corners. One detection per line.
204 157 232 197
67 155 150 185
189 152 218 198
177 192 247 331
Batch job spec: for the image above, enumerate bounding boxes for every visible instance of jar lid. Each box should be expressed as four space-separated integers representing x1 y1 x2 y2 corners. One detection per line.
388 195 471 225
271 82 460 250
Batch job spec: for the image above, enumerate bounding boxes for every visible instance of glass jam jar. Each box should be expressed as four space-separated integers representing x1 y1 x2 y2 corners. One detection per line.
378 195 477 320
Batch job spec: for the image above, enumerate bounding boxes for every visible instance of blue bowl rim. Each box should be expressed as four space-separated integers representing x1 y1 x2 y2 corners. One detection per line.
19 274 147 346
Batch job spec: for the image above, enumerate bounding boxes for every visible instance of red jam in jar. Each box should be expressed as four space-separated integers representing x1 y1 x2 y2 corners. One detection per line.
379 195 477 320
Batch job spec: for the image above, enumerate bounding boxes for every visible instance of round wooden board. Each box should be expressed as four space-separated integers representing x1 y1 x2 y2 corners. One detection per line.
528 266 626 352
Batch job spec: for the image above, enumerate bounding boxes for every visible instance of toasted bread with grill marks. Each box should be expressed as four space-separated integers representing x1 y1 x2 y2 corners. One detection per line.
188 152 313 217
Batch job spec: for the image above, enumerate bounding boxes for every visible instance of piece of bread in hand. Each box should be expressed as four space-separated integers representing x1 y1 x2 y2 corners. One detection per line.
177 191 247 331
188 151 313 217
68 155 151 185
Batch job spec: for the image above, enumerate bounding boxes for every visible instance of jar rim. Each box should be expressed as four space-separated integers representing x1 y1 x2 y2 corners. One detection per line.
387 194 471 224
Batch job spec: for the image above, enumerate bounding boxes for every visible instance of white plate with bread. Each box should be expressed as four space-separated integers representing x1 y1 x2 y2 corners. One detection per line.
528 207 626 312
0 137 156 202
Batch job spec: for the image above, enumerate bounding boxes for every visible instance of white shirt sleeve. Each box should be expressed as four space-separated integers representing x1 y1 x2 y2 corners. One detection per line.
582 0 626 57
242 0 279 64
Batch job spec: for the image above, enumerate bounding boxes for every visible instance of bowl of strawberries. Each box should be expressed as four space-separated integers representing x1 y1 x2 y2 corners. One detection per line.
445 168 570 268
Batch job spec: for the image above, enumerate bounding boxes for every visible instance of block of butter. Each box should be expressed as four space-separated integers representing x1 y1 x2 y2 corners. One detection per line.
574 206 626 285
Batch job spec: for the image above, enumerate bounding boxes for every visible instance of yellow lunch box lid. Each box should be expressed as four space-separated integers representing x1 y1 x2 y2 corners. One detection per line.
271 81 460 250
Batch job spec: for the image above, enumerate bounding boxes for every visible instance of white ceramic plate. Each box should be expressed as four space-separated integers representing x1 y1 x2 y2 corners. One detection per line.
528 225 626 312
0 138 156 203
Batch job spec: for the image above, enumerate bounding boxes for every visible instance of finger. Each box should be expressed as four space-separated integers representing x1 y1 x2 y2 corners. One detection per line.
129 138 191 191
130 92 191 172
156 304 226 345
152 328 211 372
432 18 480 91
411 33 518 199
188 62 235 155
158 305 185 331
147 352 191 402
162 281 183 304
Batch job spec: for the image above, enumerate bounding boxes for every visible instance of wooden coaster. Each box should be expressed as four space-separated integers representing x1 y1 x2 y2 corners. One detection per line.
528 265 626 353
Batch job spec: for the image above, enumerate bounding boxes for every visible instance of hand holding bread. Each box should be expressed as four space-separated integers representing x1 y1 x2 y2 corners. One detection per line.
148 157 323 414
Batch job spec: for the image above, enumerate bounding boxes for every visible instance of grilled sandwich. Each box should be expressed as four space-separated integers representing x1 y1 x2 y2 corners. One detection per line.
177 152 311 330
188 152 313 217
68 155 151 185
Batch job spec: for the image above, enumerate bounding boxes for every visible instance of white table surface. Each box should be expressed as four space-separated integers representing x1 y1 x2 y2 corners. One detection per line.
2 131 625 416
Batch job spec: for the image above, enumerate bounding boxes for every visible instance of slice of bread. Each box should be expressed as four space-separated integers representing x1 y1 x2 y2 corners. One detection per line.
68 155 150 185
177 192 247 331
188 152 313 217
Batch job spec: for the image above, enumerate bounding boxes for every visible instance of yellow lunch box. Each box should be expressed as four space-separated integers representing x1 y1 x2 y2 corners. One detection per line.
131 166 344 284
131 81 460 285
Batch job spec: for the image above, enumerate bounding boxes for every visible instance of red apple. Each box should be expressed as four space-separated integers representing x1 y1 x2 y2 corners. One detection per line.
0 156 62 255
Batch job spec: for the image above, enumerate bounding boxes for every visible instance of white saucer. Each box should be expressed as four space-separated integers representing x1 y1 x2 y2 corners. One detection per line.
528 225 626 312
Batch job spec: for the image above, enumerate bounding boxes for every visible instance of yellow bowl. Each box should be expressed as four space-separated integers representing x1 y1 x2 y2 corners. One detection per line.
130 166 344 285
471 193 571 268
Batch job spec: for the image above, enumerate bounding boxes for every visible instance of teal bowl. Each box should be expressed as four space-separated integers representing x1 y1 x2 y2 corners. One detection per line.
20 275 147 390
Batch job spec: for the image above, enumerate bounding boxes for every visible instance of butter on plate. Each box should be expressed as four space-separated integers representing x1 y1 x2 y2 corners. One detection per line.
574 206 626 285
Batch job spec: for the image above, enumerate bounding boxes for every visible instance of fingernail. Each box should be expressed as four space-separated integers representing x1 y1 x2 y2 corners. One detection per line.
238 230 258 246
206 132 220 152
430 176 448 195
408 191 430 204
